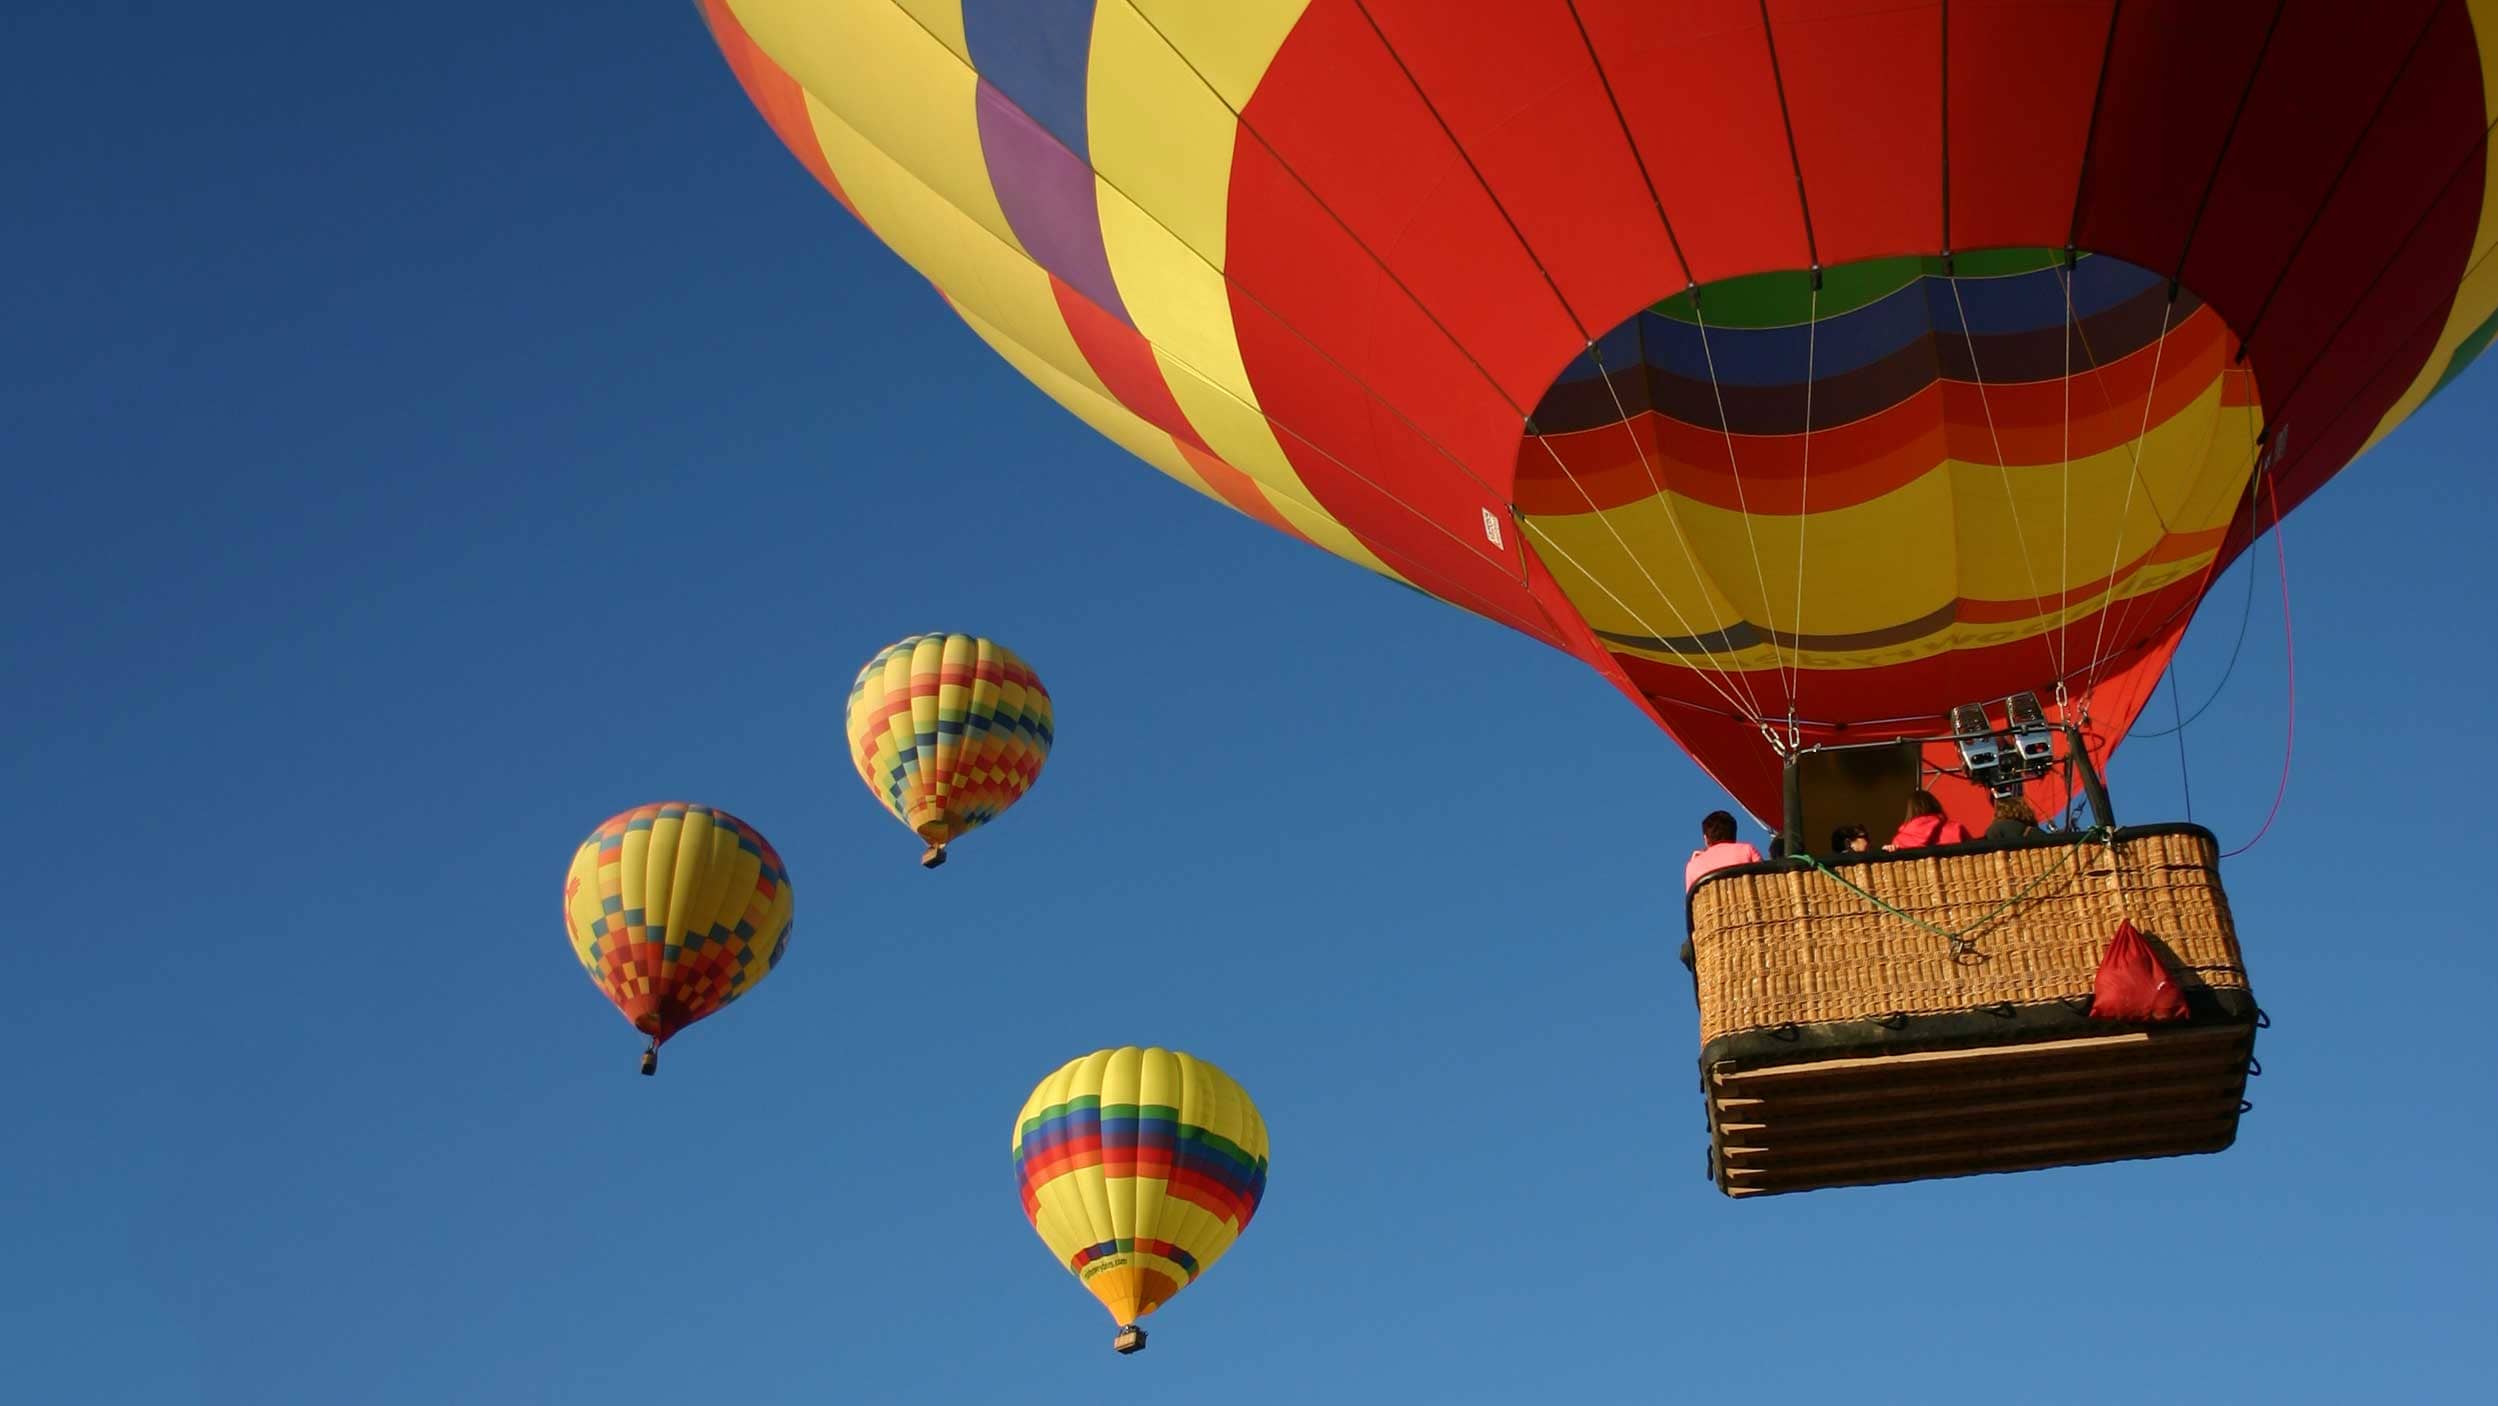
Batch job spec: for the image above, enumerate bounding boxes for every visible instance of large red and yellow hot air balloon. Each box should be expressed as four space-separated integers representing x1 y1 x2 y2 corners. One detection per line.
844 632 1052 867
561 802 794 1074
699 0 2498 824
1012 1046 1269 1354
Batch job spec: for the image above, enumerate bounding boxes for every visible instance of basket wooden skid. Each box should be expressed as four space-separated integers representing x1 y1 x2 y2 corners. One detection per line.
1685 825 2259 1198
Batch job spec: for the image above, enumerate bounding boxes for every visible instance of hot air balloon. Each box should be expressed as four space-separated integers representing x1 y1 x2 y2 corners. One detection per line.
844 632 1052 868
700 3 2489 1186
1012 1047 1269 1354
561 802 793 1075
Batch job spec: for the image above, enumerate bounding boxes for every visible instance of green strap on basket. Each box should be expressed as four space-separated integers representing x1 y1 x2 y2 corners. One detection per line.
1789 828 2110 955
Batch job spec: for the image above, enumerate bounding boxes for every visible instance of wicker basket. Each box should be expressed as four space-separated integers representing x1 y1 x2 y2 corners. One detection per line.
1684 824 2260 1197
1690 826 2249 1046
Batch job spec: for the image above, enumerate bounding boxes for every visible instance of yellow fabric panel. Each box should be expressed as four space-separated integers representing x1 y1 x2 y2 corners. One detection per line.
1091 2 1242 269
1937 380 2246 605
1083 17 1392 571
887 0 970 66
727 0 1020 254
797 92 1119 407
1094 180 1256 404
2157 380 2267 533
1520 496 1775 664
1124 0 1315 111
1097 1049 1147 1249
1147 343 1281 477
1523 379 2259 673
2356 0 2498 451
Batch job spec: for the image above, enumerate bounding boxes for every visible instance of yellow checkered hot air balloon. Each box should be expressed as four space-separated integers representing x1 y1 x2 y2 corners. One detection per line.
1012 1047 1269 1355
559 802 793 1075
844 632 1051 868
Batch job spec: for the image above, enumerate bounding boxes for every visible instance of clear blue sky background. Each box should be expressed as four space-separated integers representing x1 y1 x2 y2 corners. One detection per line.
7 6 2494 1404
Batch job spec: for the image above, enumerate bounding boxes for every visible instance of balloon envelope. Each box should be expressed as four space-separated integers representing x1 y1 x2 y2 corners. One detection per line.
561 802 793 1052
844 632 1051 861
704 0 2498 820
1012 1046 1269 1330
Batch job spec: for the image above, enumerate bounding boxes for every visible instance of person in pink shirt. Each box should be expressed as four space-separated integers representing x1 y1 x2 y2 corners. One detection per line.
1684 810 1764 890
1886 788 1976 850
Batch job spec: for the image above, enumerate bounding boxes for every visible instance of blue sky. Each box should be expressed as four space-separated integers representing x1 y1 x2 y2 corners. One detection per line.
6 6 2494 1404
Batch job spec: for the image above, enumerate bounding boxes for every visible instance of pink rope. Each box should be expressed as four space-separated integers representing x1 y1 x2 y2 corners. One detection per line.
2222 475 2295 860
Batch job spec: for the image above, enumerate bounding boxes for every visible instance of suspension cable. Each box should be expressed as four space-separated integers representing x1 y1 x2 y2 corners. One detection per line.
1690 293 1799 713
2221 474 2295 860
1949 273 2065 686
2079 288 2180 704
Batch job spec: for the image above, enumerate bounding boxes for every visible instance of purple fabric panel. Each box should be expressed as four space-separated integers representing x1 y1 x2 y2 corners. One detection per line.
974 79 1132 326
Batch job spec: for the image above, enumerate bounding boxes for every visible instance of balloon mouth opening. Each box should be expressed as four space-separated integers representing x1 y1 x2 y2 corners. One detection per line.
1520 246 2235 465
1510 244 2259 723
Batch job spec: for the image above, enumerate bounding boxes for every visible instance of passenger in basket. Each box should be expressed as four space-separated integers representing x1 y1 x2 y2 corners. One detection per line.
1830 824 1872 856
1985 794 2046 843
1885 789 1975 850
1684 809 1764 891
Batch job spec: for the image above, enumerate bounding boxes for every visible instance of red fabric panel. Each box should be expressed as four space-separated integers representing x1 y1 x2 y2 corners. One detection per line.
2276 278 2467 521
1218 218 1520 568
1223 126 1531 514
1240 0 1584 413
1946 0 2107 252
1769 0 1943 264
2178 0 2444 332
2072 0 2277 276
1571 0 1813 282
2252 25 2486 456
1355 0 1688 337
1050 276 1211 453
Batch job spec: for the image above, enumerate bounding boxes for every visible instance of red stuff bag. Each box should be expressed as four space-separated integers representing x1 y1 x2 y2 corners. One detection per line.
2089 920 2191 1021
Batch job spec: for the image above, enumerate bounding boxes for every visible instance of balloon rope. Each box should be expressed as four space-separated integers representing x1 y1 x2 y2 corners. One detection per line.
1514 474 1769 726
1538 339 1772 724
1949 275 2064 686
2221 475 2294 860
1786 280 1818 735
2134 468 2264 738
1689 292 1796 712
2167 668 2195 824
2079 288 2178 705
1787 831 2108 956
2057 257 2074 689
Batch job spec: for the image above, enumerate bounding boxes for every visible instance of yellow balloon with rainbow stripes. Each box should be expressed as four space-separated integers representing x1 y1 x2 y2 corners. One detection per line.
1012 1047 1270 1355
843 632 1052 868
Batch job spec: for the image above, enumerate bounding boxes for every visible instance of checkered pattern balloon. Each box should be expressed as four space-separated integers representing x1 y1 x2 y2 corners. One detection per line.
561 802 793 1055
844 633 1052 864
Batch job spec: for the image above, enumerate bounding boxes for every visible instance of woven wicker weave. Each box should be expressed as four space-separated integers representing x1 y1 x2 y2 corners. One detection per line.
1689 829 2248 1047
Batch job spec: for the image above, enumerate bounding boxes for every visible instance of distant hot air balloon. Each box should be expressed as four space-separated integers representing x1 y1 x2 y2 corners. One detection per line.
1012 1046 1269 1354
844 632 1052 868
560 802 793 1075
701 0 2498 829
